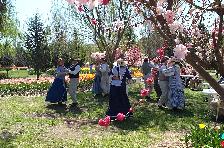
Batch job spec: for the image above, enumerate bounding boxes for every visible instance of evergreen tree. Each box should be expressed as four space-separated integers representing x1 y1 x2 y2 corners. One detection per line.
25 13 50 79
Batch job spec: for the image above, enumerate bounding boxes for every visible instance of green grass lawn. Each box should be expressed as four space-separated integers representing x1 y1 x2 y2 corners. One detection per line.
0 86 217 148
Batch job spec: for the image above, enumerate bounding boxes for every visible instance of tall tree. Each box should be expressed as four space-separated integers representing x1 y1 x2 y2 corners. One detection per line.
25 13 51 79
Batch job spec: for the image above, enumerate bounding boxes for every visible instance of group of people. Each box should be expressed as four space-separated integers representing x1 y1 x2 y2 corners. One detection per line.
142 56 185 110
46 55 188 119
46 57 133 118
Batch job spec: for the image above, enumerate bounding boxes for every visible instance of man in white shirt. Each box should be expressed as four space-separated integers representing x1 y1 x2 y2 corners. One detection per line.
68 58 81 106
99 58 110 96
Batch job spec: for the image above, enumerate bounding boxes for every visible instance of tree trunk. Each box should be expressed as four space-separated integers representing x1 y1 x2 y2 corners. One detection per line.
36 70 40 80
186 53 224 99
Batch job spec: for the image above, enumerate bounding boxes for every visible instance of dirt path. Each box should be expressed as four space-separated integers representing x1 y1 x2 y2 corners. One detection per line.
149 131 188 148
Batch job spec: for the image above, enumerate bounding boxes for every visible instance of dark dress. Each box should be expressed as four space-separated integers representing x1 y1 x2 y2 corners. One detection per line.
106 66 132 118
45 66 67 103
92 65 102 95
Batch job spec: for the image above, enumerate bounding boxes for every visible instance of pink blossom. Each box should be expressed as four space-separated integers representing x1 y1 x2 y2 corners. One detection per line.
164 10 175 24
173 44 189 60
66 0 76 4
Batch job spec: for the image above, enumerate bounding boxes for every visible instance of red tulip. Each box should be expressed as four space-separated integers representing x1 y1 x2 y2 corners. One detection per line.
101 0 110 5
146 77 154 85
221 141 224 148
140 89 150 97
116 113 125 121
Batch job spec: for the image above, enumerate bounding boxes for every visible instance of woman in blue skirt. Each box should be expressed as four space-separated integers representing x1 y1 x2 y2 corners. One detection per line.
106 59 132 118
46 58 69 104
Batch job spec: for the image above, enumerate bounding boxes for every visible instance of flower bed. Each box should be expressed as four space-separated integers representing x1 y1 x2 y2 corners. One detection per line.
185 123 224 147
0 74 95 97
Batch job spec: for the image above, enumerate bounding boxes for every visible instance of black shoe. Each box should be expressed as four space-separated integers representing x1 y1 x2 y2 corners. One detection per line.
70 102 78 107
58 102 64 106
158 105 163 109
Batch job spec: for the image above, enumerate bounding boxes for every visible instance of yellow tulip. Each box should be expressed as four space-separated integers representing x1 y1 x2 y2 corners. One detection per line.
199 124 206 129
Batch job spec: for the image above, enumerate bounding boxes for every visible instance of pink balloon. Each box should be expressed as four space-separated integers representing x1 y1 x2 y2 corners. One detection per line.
116 113 125 121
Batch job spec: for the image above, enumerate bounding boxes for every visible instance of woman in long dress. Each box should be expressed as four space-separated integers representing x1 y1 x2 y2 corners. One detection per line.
92 62 102 95
163 58 185 110
106 59 132 118
46 58 68 104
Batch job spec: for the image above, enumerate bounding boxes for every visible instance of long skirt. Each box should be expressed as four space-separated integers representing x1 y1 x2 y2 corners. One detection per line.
45 78 67 103
92 75 102 95
106 85 132 117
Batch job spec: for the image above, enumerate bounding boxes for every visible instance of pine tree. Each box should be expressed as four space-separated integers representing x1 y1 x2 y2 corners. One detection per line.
25 13 50 79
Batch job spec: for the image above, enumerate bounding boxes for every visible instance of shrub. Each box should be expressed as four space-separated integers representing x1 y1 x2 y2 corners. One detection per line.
0 73 7 79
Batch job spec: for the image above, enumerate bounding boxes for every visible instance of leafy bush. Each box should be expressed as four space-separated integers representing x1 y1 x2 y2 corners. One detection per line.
0 79 94 96
185 123 224 148
27 68 35 75
0 73 7 79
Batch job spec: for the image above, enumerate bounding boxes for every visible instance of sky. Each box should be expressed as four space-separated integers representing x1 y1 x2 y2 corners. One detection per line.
14 0 53 30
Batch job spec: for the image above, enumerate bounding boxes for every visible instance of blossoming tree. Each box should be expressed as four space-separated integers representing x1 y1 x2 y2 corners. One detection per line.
66 0 140 66
126 0 224 99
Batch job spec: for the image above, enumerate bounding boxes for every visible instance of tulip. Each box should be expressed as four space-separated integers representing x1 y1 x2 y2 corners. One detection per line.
221 141 224 147
198 123 206 129
116 113 125 121
140 89 150 97
146 77 154 85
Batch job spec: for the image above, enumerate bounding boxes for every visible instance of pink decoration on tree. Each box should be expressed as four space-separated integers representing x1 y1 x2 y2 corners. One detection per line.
91 19 97 25
101 0 110 5
78 5 84 12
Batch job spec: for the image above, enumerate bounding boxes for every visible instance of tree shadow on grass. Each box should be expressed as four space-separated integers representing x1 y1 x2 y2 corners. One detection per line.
112 104 195 132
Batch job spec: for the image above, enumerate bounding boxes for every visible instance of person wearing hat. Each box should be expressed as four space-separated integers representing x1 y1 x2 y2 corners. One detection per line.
46 58 69 105
162 57 185 110
99 58 110 96
68 58 81 107
106 59 132 118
